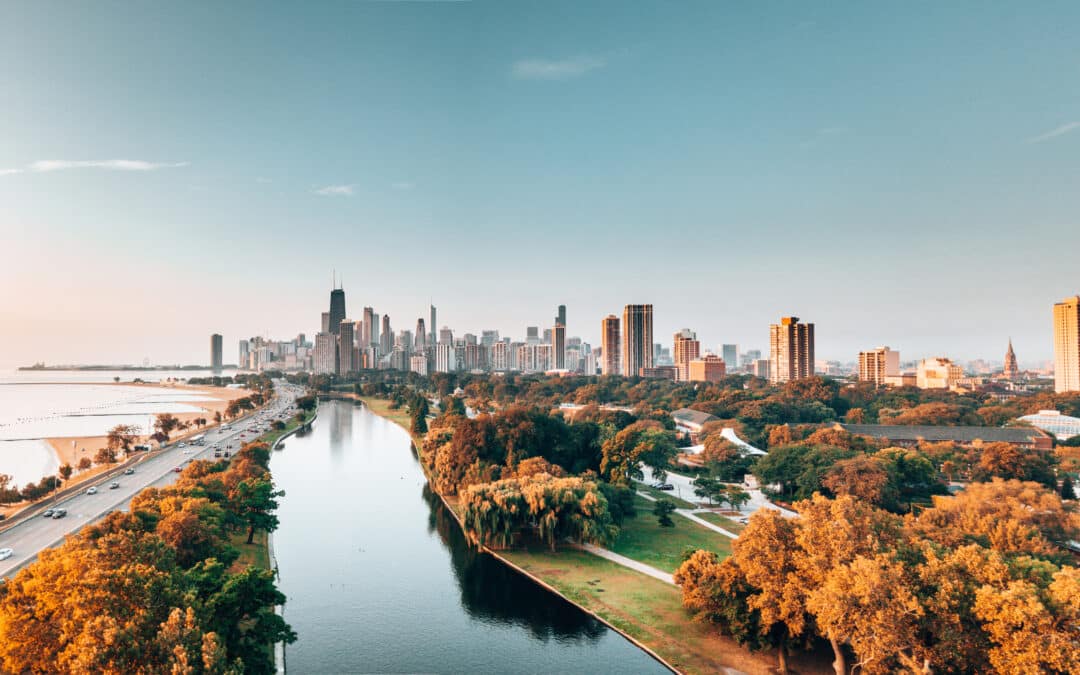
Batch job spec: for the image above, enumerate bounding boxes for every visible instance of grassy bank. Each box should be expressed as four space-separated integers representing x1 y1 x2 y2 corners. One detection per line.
357 396 413 431
231 530 270 570
696 511 745 534
636 484 698 509
610 497 733 573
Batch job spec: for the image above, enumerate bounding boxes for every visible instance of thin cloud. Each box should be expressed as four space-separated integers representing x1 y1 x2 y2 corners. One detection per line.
1028 121 1080 143
30 159 189 172
512 55 607 80
314 184 354 196
0 168 22 176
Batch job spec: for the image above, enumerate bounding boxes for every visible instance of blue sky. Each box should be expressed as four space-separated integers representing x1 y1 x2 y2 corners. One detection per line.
1 1 1078 366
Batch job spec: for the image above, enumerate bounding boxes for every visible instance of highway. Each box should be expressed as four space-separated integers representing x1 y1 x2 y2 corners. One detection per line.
0 381 305 578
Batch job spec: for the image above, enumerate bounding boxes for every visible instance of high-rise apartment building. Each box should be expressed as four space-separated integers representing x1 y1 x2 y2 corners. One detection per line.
689 354 726 382
238 340 250 370
769 317 815 383
858 346 900 386
435 342 456 372
210 334 223 371
380 315 392 355
1054 297 1080 393
328 287 346 335
362 307 375 347
313 333 336 374
430 304 437 348
622 304 654 377
338 320 355 373
917 357 963 390
490 341 510 371
321 312 331 334
751 359 771 379
552 322 566 369
526 326 539 345
601 315 621 376
439 327 453 344
672 329 700 381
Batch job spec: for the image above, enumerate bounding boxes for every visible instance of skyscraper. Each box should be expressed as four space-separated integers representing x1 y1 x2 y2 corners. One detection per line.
552 322 566 369
321 312 331 334
371 313 380 352
558 305 566 329
622 304 654 377
328 287 346 335
338 320 355 373
526 326 539 345
1003 339 1019 380
362 307 375 347
430 304 437 348
601 314 621 376
769 317 815 383
210 334 223 371
381 315 392 355
858 346 899 386
672 328 700 381
313 333 336 374
238 340 250 370
722 344 739 372
1054 296 1080 393
415 318 426 352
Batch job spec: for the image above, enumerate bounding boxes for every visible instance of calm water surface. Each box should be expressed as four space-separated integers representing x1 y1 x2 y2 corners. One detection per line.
272 400 668 674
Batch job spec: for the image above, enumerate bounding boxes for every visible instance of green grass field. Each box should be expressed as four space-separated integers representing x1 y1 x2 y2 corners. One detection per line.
695 511 746 534
636 483 699 509
358 396 413 431
609 497 733 573
230 530 270 570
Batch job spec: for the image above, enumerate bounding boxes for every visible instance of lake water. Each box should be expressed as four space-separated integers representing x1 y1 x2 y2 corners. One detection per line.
0 369 237 487
271 400 668 674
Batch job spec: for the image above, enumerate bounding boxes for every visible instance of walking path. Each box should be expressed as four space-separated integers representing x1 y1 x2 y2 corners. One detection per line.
636 490 741 539
571 541 675 585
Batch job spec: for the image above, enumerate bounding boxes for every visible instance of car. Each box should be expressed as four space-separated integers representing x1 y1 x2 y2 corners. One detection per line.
42 509 54 517
109 482 119 490
213 451 222 457
87 486 98 495
52 509 66 519
173 466 183 473
124 468 135 475
178 442 186 448
655 483 674 491
0 548 13 561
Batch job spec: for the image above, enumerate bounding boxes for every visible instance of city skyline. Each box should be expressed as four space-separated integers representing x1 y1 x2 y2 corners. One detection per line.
5 2 1080 366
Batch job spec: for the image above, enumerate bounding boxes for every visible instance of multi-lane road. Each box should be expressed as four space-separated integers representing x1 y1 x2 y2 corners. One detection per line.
0 381 305 578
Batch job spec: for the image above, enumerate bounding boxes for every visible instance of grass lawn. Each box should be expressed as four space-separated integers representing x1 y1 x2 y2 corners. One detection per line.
695 511 746 534
358 396 413 431
636 483 699 509
609 497 733 573
230 529 270 571
499 547 794 675
259 409 315 447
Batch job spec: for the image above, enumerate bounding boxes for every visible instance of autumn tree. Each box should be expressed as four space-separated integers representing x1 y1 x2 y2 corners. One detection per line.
971 441 1057 488
599 420 677 485
58 464 73 481
106 423 140 455
822 454 891 506
154 413 182 441
94 447 117 465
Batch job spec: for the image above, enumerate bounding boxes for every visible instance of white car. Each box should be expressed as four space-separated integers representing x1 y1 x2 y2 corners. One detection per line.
0 548 13 561
87 486 98 495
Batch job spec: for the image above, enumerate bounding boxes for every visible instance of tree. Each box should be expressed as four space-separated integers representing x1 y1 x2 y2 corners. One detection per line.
653 499 676 527
77 457 92 471
719 484 751 511
214 410 223 425
971 442 1057 488
674 551 776 655
600 420 677 485
231 478 284 544
58 464 73 481
154 413 182 441
106 424 140 456
1062 475 1075 500
94 447 117 465
822 454 892 506
411 408 428 435
205 567 296 674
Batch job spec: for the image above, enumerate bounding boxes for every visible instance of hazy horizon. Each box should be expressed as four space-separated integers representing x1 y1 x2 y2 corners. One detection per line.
3 2 1079 366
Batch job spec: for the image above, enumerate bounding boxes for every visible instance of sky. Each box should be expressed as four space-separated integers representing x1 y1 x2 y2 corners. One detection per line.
1 1 1079 367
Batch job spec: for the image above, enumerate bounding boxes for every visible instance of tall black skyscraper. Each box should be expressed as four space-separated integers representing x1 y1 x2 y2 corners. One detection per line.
329 286 346 335
210 334 223 371
557 304 566 328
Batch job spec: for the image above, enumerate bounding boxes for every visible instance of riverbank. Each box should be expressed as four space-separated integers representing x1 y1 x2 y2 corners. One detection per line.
358 396 796 675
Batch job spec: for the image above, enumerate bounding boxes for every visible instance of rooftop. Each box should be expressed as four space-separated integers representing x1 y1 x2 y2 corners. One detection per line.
839 423 1050 445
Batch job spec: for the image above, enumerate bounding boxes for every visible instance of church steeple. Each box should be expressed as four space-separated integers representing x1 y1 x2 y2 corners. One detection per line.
1004 338 1019 380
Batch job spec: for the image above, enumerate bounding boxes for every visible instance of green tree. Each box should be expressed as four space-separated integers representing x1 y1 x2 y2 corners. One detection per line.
205 567 297 675
654 499 677 527
232 478 284 544
1062 475 1075 500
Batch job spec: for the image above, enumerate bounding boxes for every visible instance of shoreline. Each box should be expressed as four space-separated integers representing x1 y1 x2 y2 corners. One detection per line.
355 397 685 675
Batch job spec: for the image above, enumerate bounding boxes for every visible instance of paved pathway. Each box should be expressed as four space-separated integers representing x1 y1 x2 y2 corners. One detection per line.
636 490 741 539
571 541 675 585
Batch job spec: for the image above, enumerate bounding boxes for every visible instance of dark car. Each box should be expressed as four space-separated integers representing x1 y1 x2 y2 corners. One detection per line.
656 483 674 491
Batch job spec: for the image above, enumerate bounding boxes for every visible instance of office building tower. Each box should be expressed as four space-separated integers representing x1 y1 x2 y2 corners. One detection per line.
430 304 437 348
481 330 500 347
552 322 566 369
464 333 477 346
751 359 770 379
416 318 426 352
380 315 392 355
622 304 654 377
740 349 762 367
371 314 380 351
210 334 223 371
314 333 336 375
526 326 539 345
917 357 963 389
410 354 428 376
321 312 331 334
722 344 739 371
542 328 552 344
439 327 454 345
601 315 621 375
672 329 700 381
769 317 815 383
689 354 726 382
557 305 566 329
491 341 510 371
329 287 346 335
435 342 457 373
858 347 900 386
362 307 375 347
1054 297 1080 393
338 320 355 373
583 347 597 376
238 340 250 370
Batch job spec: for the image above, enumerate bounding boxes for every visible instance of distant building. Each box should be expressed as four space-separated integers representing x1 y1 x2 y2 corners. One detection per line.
490 341 510 371
415 318 426 352
1054 296 1080 393
689 354 726 382
338 320 355 373
722 344 739 372
622 304 654 377
329 287 346 335
640 366 678 380
313 333 336 374
430 304 437 348
839 423 1052 450
439 327 454 345
740 349 762 368
410 354 428 376
858 346 900 386
1018 410 1080 441
526 326 539 345
362 307 376 348
380 315 392 355
238 340 250 370
769 317 814 383
601 315 621 376
750 358 770 379
552 322 566 369
210 334 223 371
1003 339 1019 380
916 357 963 389
673 329 700 381
321 312 331 334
